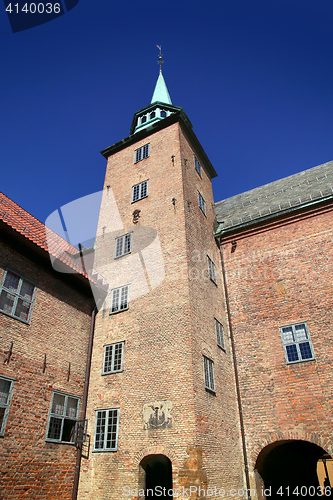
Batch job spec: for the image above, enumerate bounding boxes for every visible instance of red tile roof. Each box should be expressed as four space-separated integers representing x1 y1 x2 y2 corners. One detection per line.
0 192 91 280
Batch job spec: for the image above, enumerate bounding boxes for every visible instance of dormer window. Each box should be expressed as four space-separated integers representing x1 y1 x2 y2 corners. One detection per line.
141 116 147 124
160 110 166 118
150 112 156 119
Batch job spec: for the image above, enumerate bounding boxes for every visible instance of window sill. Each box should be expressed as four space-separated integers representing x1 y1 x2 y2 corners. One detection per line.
101 369 124 376
0 309 31 325
92 448 118 453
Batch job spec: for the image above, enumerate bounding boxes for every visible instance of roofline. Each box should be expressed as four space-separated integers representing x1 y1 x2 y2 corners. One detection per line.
215 194 333 239
0 219 97 295
101 109 218 179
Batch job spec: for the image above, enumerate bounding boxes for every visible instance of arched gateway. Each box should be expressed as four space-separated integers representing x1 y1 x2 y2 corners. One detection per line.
139 454 173 499
254 440 332 500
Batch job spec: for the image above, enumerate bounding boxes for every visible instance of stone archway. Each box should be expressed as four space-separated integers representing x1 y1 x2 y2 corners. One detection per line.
254 440 332 500
139 454 173 499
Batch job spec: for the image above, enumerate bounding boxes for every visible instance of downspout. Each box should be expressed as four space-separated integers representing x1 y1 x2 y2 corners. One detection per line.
72 303 99 500
218 237 252 499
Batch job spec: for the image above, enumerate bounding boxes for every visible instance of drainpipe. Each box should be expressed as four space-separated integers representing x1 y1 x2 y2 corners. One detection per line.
218 238 252 500
72 303 98 500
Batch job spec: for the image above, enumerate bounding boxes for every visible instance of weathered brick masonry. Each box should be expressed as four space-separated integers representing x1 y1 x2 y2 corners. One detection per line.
77 116 245 499
0 196 96 499
216 164 333 496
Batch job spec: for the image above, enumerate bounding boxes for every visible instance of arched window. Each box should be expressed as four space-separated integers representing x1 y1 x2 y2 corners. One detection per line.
160 110 166 118
141 116 147 124
150 112 156 120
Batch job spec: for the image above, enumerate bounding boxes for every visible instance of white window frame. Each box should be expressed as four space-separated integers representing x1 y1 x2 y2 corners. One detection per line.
215 319 225 350
194 156 202 177
110 285 129 314
103 342 124 374
280 322 315 364
132 180 148 203
94 408 119 452
207 256 217 284
0 269 36 324
115 233 132 259
0 376 14 436
198 191 206 215
46 391 80 444
203 355 215 392
135 143 150 163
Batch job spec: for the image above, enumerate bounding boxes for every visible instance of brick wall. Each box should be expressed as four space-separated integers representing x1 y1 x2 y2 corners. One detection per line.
0 241 94 499
78 121 245 499
220 203 333 495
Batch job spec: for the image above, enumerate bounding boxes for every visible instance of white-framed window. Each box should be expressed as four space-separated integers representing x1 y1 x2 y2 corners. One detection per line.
110 285 129 314
132 180 148 203
135 143 150 163
0 269 36 323
103 342 124 374
0 376 14 436
280 322 315 364
115 233 132 259
215 319 225 350
203 356 215 392
198 191 206 215
94 408 119 451
46 391 80 443
207 256 217 284
194 156 202 177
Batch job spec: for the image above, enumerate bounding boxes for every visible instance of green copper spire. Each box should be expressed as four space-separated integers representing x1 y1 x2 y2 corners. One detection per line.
151 46 172 105
130 47 180 134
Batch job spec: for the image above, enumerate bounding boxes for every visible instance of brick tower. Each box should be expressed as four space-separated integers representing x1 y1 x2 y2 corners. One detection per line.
77 53 245 500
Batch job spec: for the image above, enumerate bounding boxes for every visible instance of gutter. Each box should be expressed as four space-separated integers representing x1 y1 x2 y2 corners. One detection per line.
217 238 252 500
72 303 100 500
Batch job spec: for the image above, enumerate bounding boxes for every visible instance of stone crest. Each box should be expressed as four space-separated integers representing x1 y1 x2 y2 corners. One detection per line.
143 401 172 430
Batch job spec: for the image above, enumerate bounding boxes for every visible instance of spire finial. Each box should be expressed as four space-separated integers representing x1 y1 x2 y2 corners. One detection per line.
157 45 163 73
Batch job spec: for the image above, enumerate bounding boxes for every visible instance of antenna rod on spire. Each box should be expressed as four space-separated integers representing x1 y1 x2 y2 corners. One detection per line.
156 45 163 73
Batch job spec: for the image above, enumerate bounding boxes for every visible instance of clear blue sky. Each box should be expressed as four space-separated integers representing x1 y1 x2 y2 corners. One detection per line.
1 0 333 228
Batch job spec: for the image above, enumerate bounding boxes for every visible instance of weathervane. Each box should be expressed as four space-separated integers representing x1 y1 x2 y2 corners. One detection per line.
157 45 163 72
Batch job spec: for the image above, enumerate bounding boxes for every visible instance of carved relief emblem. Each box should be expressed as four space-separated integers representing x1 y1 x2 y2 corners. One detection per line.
143 401 172 430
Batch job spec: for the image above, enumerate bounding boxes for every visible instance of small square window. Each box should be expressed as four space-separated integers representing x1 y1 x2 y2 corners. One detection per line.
207 256 217 285
203 356 215 392
46 391 80 443
194 156 202 177
115 234 132 259
215 319 225 349
110 285 129 314
103 342 124 374
0 269 36 323
0 376 14 436
198 191 206 215
135 144 150 163
132 180 148 203
94 408 119 451
280 322 315 364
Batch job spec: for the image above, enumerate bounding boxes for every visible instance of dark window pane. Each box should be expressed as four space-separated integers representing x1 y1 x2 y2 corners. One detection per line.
52 394 65 415
48 417 62 440
66 397 78 418
62 418 76 442
299 342 313 360
0 291 15 315
0 379 11 404
0 407 5 430
4 272 19 292
20 281 34 300
286 344 299 362
14 298 30 321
